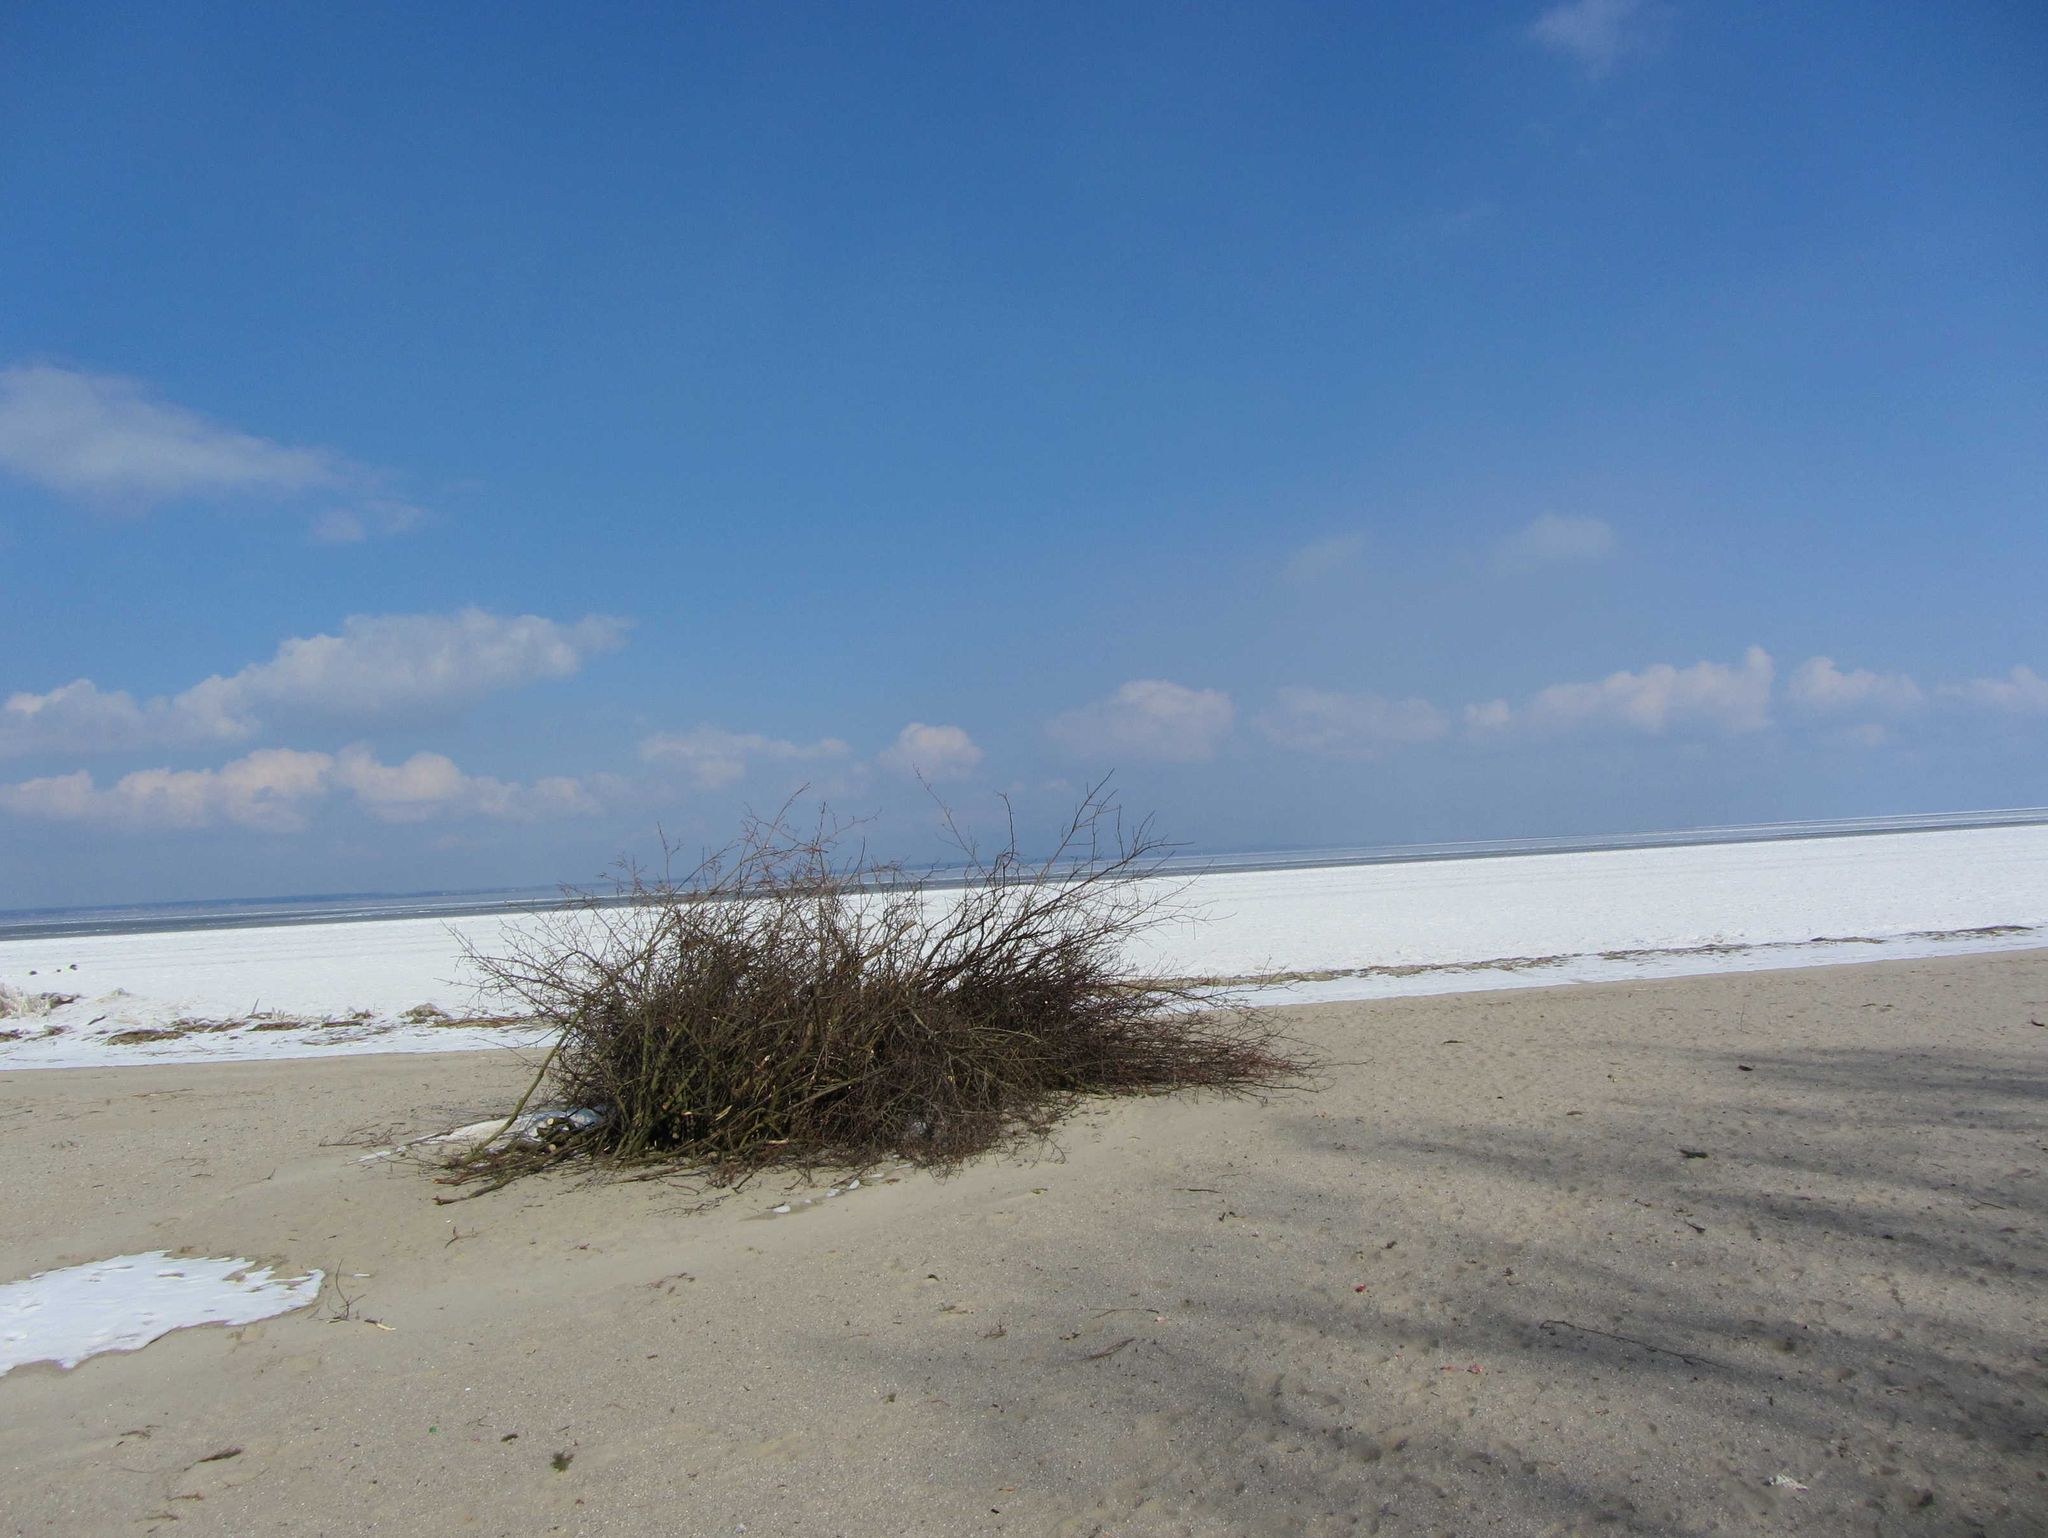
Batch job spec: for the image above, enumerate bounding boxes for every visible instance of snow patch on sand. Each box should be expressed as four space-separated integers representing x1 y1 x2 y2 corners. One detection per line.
0 1252 324 1375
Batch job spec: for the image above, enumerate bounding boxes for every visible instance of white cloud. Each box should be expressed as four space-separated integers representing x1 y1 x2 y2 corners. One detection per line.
219 609 628 721
1259 688 1448 757
1785 657 1923 716
639 726 851 790
878 722 984 781
1281 532 1368 585
1470 646 1774 736
0 748 335 833
1494 513 1616 570
1945 665 2048 715
0 677 247 758
0 609 628 758
1528 0 1655 77
0 744 600 832
1046 680 1235 764
0 365 339 506
332 745 598 823
331 745 467 818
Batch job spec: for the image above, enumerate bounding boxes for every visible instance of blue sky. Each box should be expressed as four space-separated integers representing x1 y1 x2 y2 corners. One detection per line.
2 0 2044 907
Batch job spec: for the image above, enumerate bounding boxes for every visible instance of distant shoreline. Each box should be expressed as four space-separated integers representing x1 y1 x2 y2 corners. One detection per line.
6 803 2047 944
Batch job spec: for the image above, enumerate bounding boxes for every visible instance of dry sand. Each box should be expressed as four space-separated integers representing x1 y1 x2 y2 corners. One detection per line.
2 951 2044 1537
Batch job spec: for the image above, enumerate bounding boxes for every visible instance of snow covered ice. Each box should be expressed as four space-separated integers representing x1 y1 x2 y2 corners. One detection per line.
2 822 2044 1069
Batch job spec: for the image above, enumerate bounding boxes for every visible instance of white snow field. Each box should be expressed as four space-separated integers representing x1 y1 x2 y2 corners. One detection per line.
2 823 2044 1071
0 1252 325 1376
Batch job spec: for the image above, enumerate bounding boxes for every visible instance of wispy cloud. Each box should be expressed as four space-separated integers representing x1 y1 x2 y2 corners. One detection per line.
1528 0 1657 78
1259 688 1448 758
1469 646 1775 736
1281 531 1369 586
1494 513 1616 570
0 364 339 506
1 609 629 758
0 363 426 540
877 722 984 782
638 726 852 790
309 499 427 546
1047 680 1235 764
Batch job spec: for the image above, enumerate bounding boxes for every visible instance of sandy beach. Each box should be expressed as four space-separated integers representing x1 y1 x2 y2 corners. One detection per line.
0 949 2041 1535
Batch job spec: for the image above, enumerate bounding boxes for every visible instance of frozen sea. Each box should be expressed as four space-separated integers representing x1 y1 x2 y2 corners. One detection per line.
3 811 2045 1071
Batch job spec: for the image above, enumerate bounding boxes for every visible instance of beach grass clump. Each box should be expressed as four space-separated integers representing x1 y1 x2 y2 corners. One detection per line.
444 785 1305 1189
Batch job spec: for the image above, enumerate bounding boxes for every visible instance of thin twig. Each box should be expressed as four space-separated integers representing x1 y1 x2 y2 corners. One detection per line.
1081 1337 1137 1362
1538 1319 1720 1368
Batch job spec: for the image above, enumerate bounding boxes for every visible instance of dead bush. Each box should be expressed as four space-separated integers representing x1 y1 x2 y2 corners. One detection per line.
443 783 1306 1189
